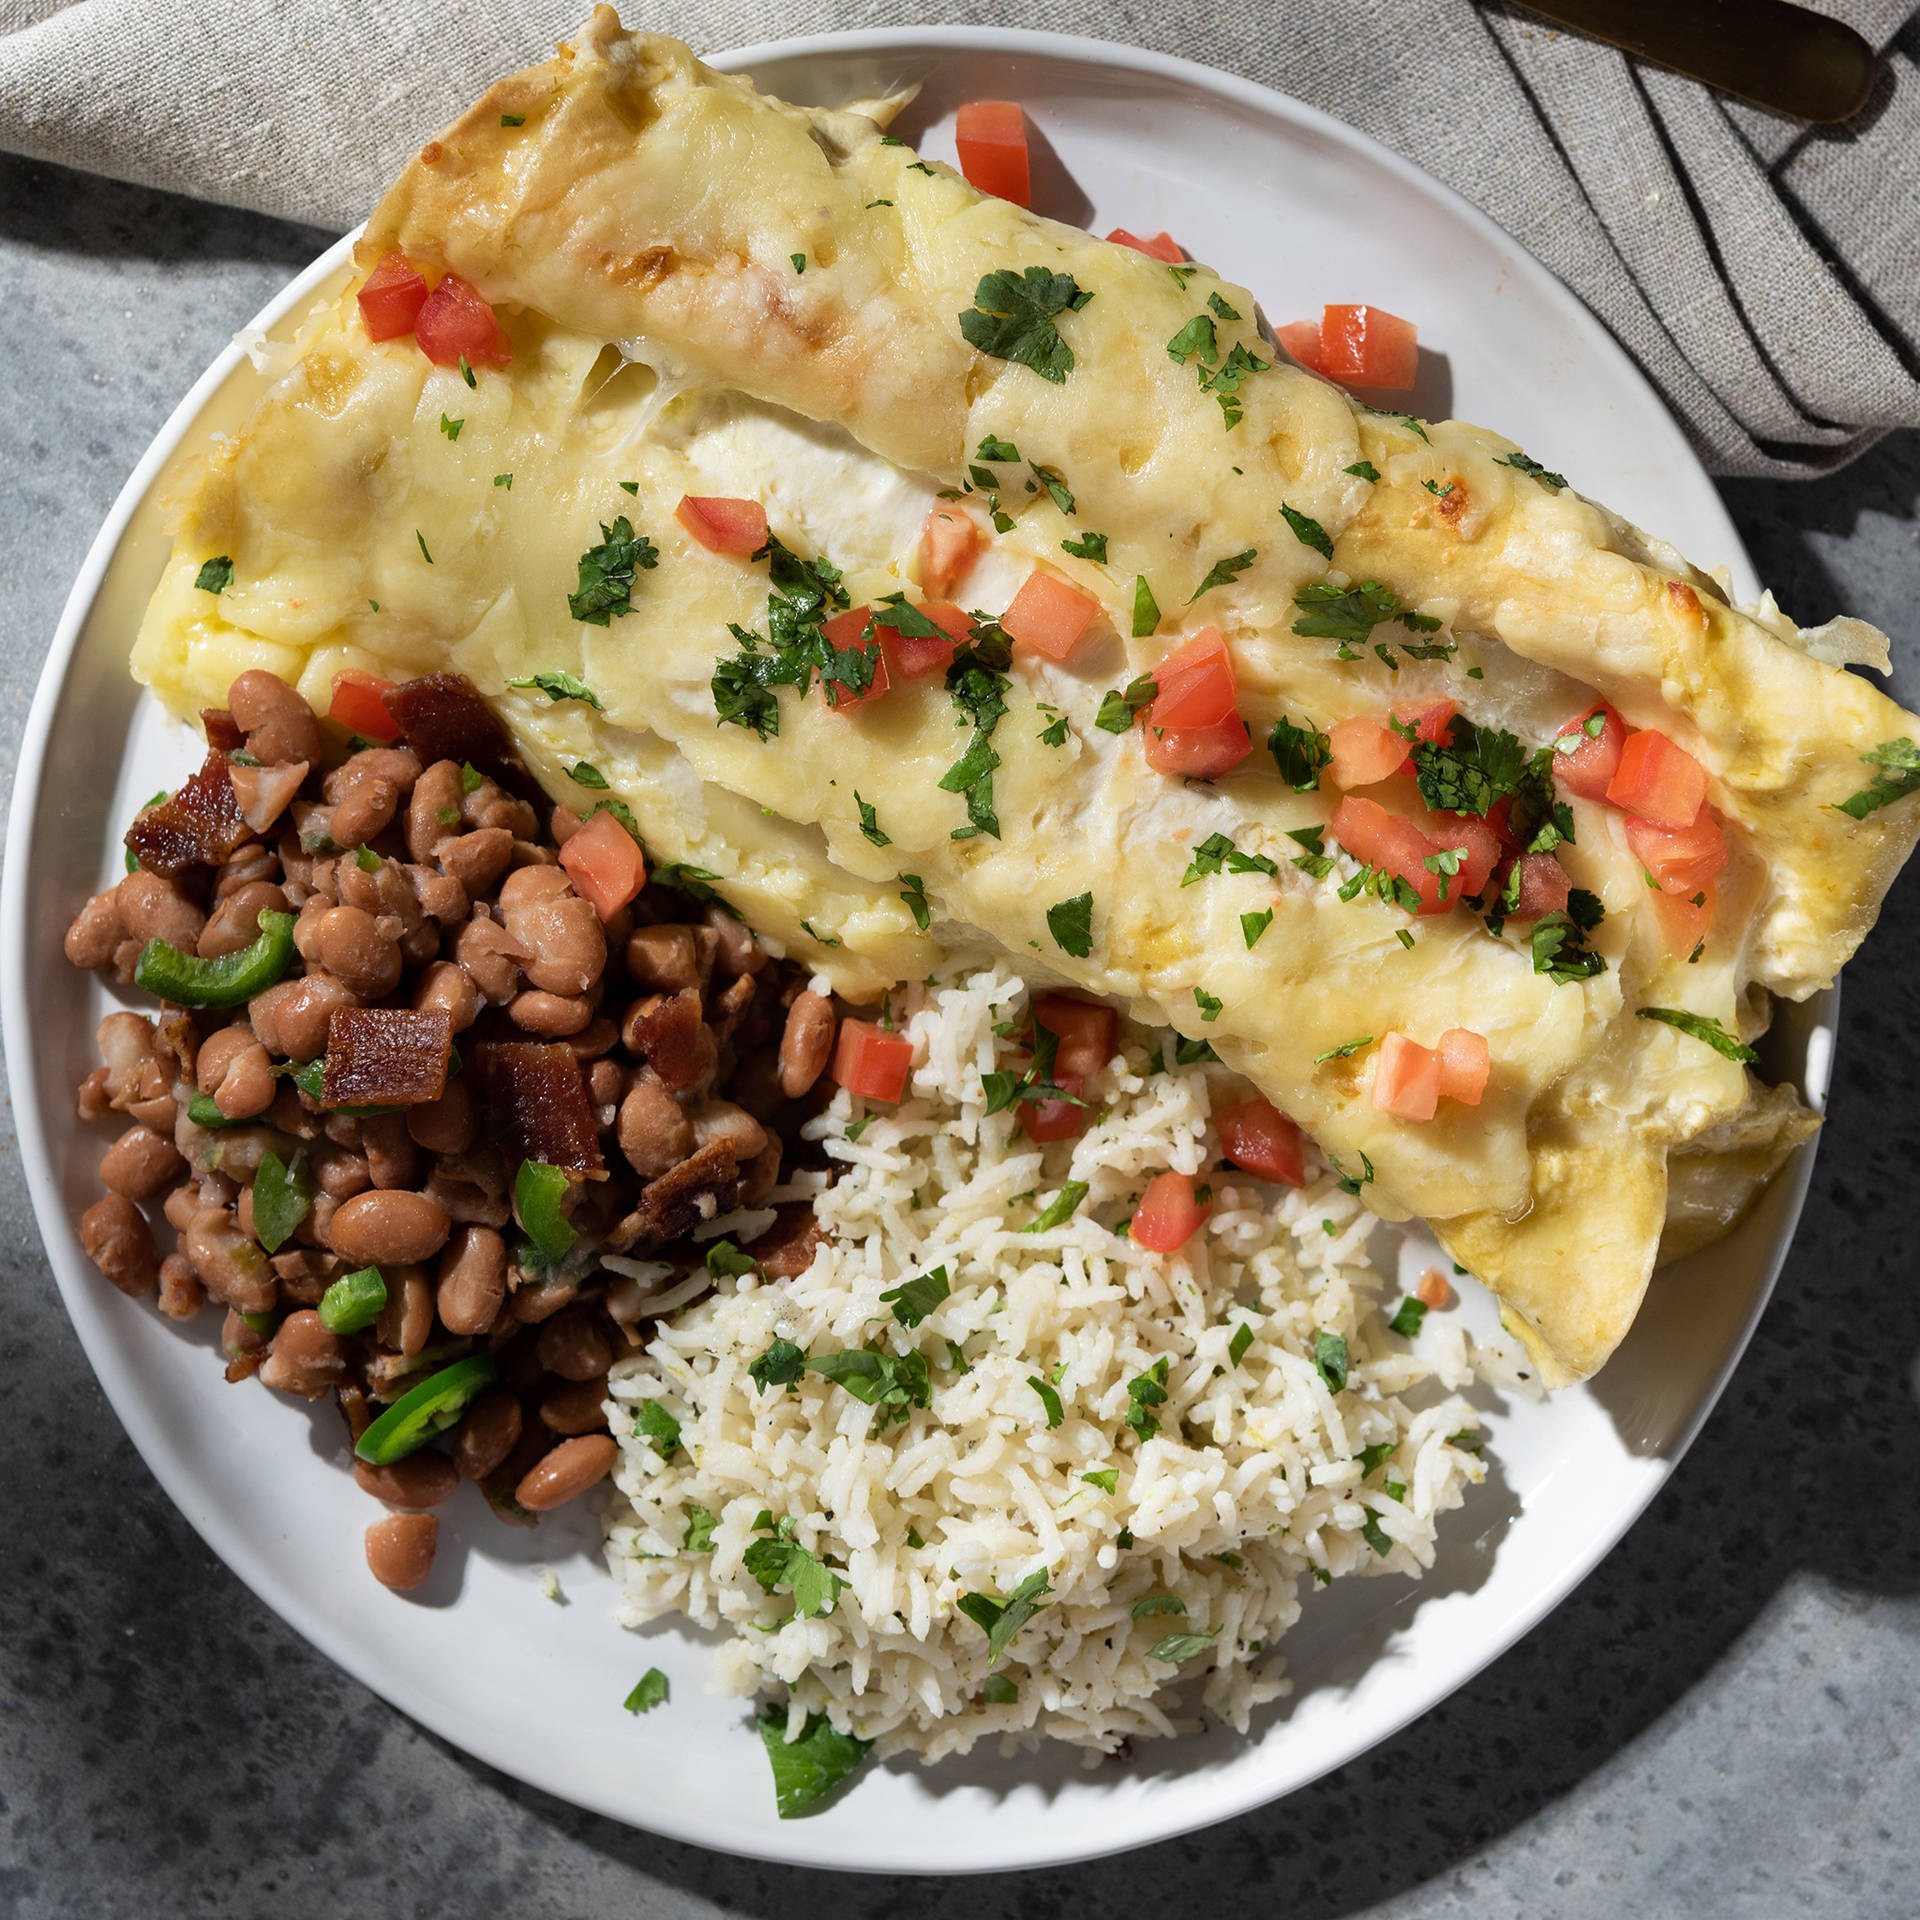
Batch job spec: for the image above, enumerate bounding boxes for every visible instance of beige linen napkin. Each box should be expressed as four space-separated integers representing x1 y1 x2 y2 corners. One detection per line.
1 0 1915 476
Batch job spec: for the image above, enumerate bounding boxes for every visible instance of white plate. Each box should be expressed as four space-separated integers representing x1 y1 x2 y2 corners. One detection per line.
1 28 1831 1875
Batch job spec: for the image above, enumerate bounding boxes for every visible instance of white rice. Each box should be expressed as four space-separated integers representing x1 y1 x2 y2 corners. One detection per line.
603 960 1514 1762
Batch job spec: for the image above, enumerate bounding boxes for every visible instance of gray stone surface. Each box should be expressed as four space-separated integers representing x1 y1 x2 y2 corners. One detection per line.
2 154 1916 1919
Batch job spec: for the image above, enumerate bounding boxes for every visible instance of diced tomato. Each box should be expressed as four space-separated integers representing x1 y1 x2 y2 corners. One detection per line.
1141 711 1254 779
557 807 647 919
1415 1267 1453 1309
1606 728 1709 829
329 668 402 743
1648 880 1715 955
1278 319 1324 372
1328 795 1445 914
954 100 1031 207
820 606 889 710
1147 628 1236 730
1371 1033 1440 1121
1328 716 1408 790
884 600 969 681
1552 703 1627 802
1504 852 1572 922
1001 569 1102 662
832 1020 915 1102
1032 993 1118 1081
1422 811 1501 903
1435 1028 1490 1106
414 272 512 370
1483 795 1519 849
1316 305 1419 391
674 495 767 557
1018 1074 1086 1142
356 251 429 341
919 504 983 598
1107 228 1186 263
1215 1096 1307 1187
1391 699 1458 759
1626 807 1728 898
1129 1170 1211 1252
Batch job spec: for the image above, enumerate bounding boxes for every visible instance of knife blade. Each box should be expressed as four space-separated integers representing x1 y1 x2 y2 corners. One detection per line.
1507 0 1875 121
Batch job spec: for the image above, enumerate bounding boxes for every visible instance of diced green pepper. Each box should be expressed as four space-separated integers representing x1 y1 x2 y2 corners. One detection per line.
250 1149 313 1253
319 1265 387 1335
354 1354 498 1465
186 1092 239 1130
134 909 295 1010
514 1160 577 1267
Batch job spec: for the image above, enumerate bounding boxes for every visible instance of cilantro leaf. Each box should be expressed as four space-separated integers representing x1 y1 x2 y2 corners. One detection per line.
879 1265 950 1328
705 1238 758 1280
1031 463 1075 514
632 1400 682 1459
749 1337 807 1394
1182 831 1278 885
623 1668 669 1713
1836 738 1920 819
1082 1468 1119 1493
743 1534 846 1619
1125 1357 1171 1440
1312 1330 1350 1393
194 556 233 595
982 1673 1018 1704
568 516 658 625
1047 891 1094 958
1095 675 1159 733
508 670 604 709
1193 985 1223 1022
806 1346 932 1428
1269 715 1331 790
1360 1512 1393 1557
976 433 1020 462
1242 908 1273 948
1028 1376 1064 1427
1191 548 1257 602
1532 906 1608 984
1496 449 1568 491
898 872 931 931
1131 576 1160 637
1167 315 1218 365
683 1505 718 1552
855 792 890 847
1387 1297 1427 1338
1147 1628 1219 1662
1207 291 1241 321
1356 1441 1397 1476
1292 578 1441 657
1024 1181 1090 1233
1133 1594 1186 1618
757 1707 873 1818
958 268 1090 383
1345 460 1381 483
957 1567 1051 1666
570 762 608 789
1062 530 1109 562
1228 1321 1255 1368
1280 503 1334 560
1038 708 1070 747
1636 1006 1758 1063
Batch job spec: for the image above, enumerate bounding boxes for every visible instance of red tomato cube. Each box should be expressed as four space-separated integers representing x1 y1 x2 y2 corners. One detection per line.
1371 1033 1440 1121
1552 704 1627 802
1147 628 1237 731
1649 881 1715 955
1435 1028 1490 1106
674 495 767 557
558 807 647 920
1606 729 1710 828
1327 716 1408 790
1504 853 1572 922
1106 228 1186 263
1328 795 1446 914
1626 808 1728 898
1018 1086 1086 1142
820 606 889 710
1422 811 1502 904
1316 305 1419 391
1129 1170 1211 1252
414 273 512 370
1140 711 1254 779
1001 570 1102 662
884 600 969 681
832 1020 914 1102
1390 699 1458 762
954 100 1030 207
356 251 429 341
1277 319 1324 372
1214 1096 1307 1187
919 504 983 598
328 668 402 743
1031 993 1118 1081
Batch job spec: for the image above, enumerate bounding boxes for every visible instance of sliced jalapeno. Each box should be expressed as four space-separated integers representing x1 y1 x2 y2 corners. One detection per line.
514 1159 577 1267
318 1265 386 1335
134 908 295 1010
354 1354 498 1466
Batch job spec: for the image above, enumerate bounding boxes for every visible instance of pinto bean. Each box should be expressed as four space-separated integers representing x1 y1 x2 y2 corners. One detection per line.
182 1209 276 1314
325 748 421 849
454 915 522 1004
407 1078 478 1156
328 1190 451 1265
361 1112 423 1191
311 1145 372 1202
411 959 479 1035
99 1124 187 1202
617 1074 695 1179
624 923 699 992
213 841 279 899
80 1194 158 1295
539 1374 611 1436
156 1251 205 1319
515 1433 618 1511
374 1264 434 1357
407 865 467 925
550 804 583 846
691 1099 767 1165
258 1309 348 1398
365 1512 438 1591
778 992 836 1099
509 988 592 1037
567 1015 620 1060
250 971 357 1061
439 827 515 897
229 669 326 766
406 759 465 861
195 1026 276 1121
199 881 291 959
741 1136 784 1207
452 1386 522 1480
706 904 766 978
312 905 403 999
354 1453 459 1509
536 1308 613 1382
498 865 606 996
222 1308 270 1357
435 1224 507 1336
65 890 127 970
587 1058 625 1109
115 871 205 952
76 1066 114 1125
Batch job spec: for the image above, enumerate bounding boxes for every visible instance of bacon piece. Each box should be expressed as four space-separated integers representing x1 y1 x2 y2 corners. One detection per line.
470 1039 604 1172
617 1137 739 1249
626 987 705 1091
124 751 250 876
747 1203 828 1280
381 672 519 781
201 708 245 752
322 1006 454 1108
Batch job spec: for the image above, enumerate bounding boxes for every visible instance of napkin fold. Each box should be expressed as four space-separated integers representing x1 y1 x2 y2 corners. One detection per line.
1 0 1915 475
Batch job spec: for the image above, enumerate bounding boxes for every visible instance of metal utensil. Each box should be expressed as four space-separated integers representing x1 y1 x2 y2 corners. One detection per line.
1508 0 1875 121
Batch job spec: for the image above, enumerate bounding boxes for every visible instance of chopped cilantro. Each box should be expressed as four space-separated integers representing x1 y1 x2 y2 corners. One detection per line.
623 1668 669 1713
416 530 433 564
1031 463 1075 514
459 354 476 389
749 1337 807 1394
957 267 1091 384
1131 575 1160 637
1636 1006 1758 1063
1836 738 1920 819
879 1265 950 1328
1496 449 1567 490
976 434 1020 463
982 1674 1019 1705
568 516 658 625
569 761 608 789
1193 986 1223 1022
957 1567 1051 1666
1268 715 1332 790
1028 1376 1065 1428
705 1239 758 1280
855 792 890 847
618 480 639 496
1082 1468 1119 1493
632 1400 682 1460
1292 578 1443 659
1047 891 1094 958
711 536 853 738
1280 503 1334 560
1360 1512 1393 1557
791 252 807 274
1315 1035 1374 1063
1167 264 1199 289
1228 1321 1255 1368
683 1505 718 1552
439 413 463 440
1167 315 1218 365
866 198 893 209
1448 1429 1486 1454
1133 1594 1186 1618
1062 530 1109 561
494 473 512 489
1182 832 1279 885
1024 1181 1090 1233
1532 894 1608 983
757 1707 872 1818
1147 1628 1219 1662
1037 707 1071 747
1207 291 1241 321
1125 1357 1171 1441
1344 461 1381 483
500 113 526 127
1095 675 1159 733
508 670 603 708
1356 1441 1397 1476
1288 824 1336 881
898 872 931 932
807 1346 931 1427
1312 1330 1350 1392
1241 908 1273 948
1387 1297 1427 1338
1190 548 1257 602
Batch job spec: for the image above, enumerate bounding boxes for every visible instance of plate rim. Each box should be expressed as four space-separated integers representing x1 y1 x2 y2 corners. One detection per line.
0 25 1814 1875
